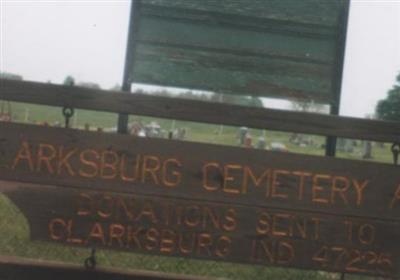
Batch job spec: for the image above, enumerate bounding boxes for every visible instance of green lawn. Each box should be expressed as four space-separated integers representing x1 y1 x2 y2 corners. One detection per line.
0 101 394 279
7 101 394 163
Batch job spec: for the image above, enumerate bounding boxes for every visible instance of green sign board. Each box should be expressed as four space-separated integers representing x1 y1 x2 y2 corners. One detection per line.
128 0 349 103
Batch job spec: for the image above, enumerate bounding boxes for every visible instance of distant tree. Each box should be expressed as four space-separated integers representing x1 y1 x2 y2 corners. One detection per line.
77 82 101 89
178 91 210 101
376 72 400 121
0 72 23 80
110 84 121 91
210 93 263 107
249 96 263 107
63 75 75 86
290 100 328 114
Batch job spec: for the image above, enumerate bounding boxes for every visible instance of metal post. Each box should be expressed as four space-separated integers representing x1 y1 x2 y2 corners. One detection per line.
330 3 351 279
117 0 141 134
392 143 400 166
325 0 351 157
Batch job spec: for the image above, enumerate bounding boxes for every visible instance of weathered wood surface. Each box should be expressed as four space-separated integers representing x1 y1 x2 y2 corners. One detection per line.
0 255 210 280
128 0 348 103
0 122 399 221
1 181 399 277
141 0 343 26
2 79 400 143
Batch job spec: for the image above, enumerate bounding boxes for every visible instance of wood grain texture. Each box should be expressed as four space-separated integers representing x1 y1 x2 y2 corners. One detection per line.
0 122 399 221
132 41 332 101
140 0 343 27
2 181 399 277
1 79 400 143
127 0 347 101
0 255 210 280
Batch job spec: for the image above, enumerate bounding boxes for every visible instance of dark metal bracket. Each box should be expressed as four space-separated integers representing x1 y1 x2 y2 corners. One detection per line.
84 248 96 270
392 143 400 166
62 107 74 128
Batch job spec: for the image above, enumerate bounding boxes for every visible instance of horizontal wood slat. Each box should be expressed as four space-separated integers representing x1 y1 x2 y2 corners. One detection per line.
1 79 400 142
1 122 399 221
2 181 399 277
0 255 210 280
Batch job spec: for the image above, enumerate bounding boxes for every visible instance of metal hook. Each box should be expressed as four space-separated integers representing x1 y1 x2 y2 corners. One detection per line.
391 143 400 166
84 248 96 270
62 107 74 128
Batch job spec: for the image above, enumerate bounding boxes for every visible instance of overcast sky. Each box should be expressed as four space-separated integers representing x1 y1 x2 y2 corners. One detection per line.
1 0 399 118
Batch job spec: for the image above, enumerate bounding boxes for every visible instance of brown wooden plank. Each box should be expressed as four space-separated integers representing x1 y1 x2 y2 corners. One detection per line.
1 79 400 143
2 181 399 277
0 255 210 280
0 122 399 221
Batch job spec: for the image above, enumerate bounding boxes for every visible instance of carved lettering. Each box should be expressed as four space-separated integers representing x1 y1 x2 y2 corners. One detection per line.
331 176 350 205
312 174 330 204
221 208 237 232
77 193 93 216
12 141 34 171
162 158 182 187
389 184 400 209
222 164 242 194
127 226 143 249
86 222 106 245
79 149 99 178
251 239 295 264
160 229 176 253
97 194 114 219
196 233 212 256
141 155 160 185
344 220 376 245
352 179 369 206
109 224 125 247
243 166 270 194
120 154 140 182
358 224 376 245
100 150 118 180
215 235 232 258
66 219 83 244
202 162 220 191
292 171 312 201
272 213 291 237
36 144 56 174
270 170 290 199
57 146 77 176
48 218 67 241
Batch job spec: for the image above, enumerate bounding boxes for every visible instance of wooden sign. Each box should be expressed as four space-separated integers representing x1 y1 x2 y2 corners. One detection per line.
3 181 399 277
0 122 399 277
128 0 349 103
0 122 399 219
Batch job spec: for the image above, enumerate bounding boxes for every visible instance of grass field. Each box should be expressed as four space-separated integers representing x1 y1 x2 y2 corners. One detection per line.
0 101 394 279
6 101 395 163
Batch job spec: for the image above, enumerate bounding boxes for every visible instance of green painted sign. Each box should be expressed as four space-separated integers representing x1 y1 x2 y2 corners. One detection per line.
129 0 348 103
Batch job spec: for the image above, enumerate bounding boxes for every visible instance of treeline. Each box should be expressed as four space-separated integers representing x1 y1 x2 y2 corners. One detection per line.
138 88 263 108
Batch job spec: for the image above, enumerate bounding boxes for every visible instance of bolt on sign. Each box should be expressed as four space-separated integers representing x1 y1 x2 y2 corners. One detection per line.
0 122 399 277
127 0 348 104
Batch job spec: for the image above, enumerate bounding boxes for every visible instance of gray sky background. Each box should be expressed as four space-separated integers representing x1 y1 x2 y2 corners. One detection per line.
1 0 400 118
